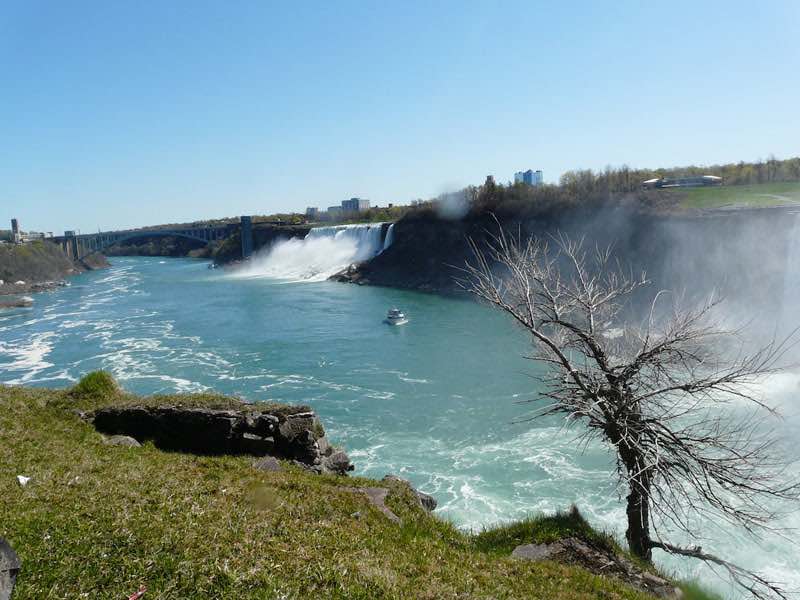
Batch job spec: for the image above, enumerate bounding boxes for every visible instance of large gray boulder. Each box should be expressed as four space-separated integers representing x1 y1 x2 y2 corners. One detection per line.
103 434 141 447
322 450 355 475
252 456 282 472
0 538 20 600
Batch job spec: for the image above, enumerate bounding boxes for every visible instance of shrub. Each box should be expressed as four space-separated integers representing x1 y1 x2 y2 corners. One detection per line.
69 371 119 400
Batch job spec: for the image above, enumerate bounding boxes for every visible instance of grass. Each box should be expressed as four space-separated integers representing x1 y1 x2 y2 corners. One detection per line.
473 506 623 557
67 370 120 400
680 181 800 209
0 380 720 599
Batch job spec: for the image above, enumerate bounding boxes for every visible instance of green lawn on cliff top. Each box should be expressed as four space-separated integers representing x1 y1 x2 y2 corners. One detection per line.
0 381 719 600
680 181 800 209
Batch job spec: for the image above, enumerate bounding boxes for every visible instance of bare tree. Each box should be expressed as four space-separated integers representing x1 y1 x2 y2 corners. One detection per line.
458 226 799 599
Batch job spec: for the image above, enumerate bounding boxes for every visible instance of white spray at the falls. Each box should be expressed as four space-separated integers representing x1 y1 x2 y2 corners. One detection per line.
231 223 392 282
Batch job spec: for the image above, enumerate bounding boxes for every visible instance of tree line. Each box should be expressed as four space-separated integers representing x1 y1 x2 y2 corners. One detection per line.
404 155 800 222
559 155 800 193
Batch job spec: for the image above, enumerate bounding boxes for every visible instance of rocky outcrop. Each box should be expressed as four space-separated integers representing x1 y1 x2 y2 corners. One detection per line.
512 537 682 599
382 474 437 511
0 538 20 600
0 297 33 310
88 404 353 474
342 475 438 526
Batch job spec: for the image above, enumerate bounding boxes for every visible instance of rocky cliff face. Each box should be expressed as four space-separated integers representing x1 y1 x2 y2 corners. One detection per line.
336 206 794 320
104 235 210 258
0 240 108 296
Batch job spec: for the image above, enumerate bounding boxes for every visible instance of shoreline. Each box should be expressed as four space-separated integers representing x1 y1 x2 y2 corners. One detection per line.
0 279 71 297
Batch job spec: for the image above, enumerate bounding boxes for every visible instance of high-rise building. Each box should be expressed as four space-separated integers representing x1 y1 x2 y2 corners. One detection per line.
341 197 370 212
514 169 544 187
10 218 20 243
306 207 320 219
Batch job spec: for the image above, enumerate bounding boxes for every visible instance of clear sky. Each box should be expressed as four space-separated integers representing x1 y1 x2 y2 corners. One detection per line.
2 0 799 233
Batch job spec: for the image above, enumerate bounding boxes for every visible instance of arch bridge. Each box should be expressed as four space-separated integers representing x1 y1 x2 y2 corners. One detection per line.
54 216 254 261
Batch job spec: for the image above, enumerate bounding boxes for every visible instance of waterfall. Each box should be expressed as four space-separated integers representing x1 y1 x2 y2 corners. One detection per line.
230 222 388 282
305 223 385 262
382 223 395 252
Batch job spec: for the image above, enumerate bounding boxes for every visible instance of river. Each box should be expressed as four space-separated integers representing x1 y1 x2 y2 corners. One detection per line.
1 255 798 597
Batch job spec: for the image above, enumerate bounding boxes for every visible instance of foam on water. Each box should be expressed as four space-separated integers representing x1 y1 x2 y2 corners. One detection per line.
0 331 57 384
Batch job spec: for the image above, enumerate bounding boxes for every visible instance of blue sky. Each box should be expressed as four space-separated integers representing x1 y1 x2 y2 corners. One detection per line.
2 0 798 233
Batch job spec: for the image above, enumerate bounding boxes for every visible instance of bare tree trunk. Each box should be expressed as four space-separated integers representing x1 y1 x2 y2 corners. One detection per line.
626 485 652 561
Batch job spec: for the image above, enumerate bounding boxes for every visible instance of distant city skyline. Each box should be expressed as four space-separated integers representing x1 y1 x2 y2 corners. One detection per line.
2 1 798 233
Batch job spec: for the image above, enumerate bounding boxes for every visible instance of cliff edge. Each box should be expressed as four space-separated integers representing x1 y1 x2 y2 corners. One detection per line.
0 240 108 296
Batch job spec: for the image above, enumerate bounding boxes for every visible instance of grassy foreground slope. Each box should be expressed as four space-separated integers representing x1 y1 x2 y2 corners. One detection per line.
680 181 800 209
0 383 715 600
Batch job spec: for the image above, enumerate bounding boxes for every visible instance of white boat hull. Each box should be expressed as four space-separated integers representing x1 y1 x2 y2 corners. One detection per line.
385 317 409 326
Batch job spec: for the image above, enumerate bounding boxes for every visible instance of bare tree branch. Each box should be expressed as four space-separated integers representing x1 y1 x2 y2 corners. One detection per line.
456 224 800 600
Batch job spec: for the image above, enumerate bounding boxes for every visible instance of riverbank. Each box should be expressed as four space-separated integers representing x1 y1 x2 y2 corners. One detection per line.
0 241 108 297
0 378 716 599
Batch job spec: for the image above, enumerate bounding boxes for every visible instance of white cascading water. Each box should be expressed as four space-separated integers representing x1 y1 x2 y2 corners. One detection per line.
231 223 390 282
382 223 395 251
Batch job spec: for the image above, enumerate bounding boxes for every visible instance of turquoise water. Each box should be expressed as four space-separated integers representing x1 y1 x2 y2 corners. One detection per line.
1 256 798 596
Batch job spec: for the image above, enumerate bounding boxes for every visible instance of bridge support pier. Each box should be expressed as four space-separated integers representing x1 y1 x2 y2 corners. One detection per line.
65 233 78 261
240 216 253 259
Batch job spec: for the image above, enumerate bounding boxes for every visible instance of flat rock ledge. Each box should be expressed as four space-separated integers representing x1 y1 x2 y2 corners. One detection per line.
87 404 354 475
0 538 20 600
512 538 682 599
382 474 437 511
341 475 438 525
343 487 402 524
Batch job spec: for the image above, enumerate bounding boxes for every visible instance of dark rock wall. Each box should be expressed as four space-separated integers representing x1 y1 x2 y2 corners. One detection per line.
89 404 353 474
105 235 209 258
350 207 795 322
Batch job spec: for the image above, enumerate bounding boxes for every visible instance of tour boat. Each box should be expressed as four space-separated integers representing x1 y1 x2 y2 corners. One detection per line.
385 308 409 326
